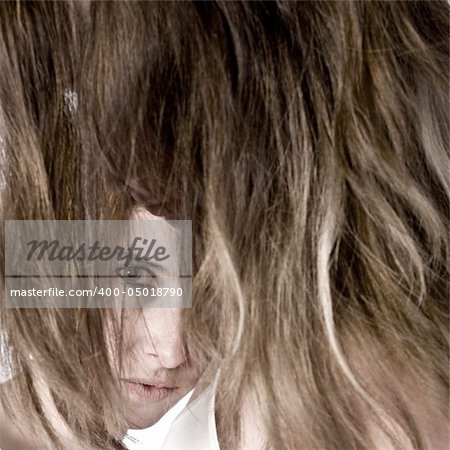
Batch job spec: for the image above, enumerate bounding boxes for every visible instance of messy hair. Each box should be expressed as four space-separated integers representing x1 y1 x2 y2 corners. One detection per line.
0 1 448 449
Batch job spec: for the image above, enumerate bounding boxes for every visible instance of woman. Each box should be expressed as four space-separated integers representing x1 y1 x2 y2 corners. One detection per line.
1 1 449 449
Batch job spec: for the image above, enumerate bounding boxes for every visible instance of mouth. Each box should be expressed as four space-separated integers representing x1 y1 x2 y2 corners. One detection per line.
121 378 178 402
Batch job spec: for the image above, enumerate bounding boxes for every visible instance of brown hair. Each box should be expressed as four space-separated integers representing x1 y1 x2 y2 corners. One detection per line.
1 2 448 449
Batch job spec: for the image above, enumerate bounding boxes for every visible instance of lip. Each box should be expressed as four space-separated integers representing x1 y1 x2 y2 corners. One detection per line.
122 378 177 402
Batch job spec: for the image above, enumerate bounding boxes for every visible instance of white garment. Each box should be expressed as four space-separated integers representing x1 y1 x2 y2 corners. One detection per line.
160 380 220 450
0 330 12 384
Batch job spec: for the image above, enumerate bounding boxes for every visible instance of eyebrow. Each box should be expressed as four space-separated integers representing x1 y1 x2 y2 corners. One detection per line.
128 259 169 275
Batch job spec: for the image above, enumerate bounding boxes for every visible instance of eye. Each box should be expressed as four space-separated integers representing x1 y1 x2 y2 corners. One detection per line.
115 265 157 286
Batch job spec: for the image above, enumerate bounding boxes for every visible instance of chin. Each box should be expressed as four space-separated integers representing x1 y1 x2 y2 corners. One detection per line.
126 411 166 430
123 391 186 429
121 380 197 429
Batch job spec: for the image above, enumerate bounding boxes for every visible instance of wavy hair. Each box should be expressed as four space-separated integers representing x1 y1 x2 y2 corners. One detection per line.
0 2 448 449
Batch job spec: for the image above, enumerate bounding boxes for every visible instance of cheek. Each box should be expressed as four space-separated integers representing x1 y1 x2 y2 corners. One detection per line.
117 312 156 366
102 312 140 368
102 316 120 365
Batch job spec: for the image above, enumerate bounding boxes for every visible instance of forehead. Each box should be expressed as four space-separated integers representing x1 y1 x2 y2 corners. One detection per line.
129 206 180 247
132 207 161 220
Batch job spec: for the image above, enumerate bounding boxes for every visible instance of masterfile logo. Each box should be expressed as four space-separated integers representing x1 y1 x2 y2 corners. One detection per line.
25 237 171 266
4 220 192 309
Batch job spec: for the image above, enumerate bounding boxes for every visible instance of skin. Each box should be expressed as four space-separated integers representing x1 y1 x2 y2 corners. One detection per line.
119 306 197 429
114 207 198 429
0 208 198 448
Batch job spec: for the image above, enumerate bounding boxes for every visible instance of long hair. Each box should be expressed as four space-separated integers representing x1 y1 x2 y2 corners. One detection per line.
0 2 448 449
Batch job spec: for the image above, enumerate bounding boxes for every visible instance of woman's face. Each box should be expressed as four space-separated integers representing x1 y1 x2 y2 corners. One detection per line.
119 309 198 429
114 208 198 429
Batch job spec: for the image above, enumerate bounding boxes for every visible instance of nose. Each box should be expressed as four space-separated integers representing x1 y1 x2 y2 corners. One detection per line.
143 308 186 370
